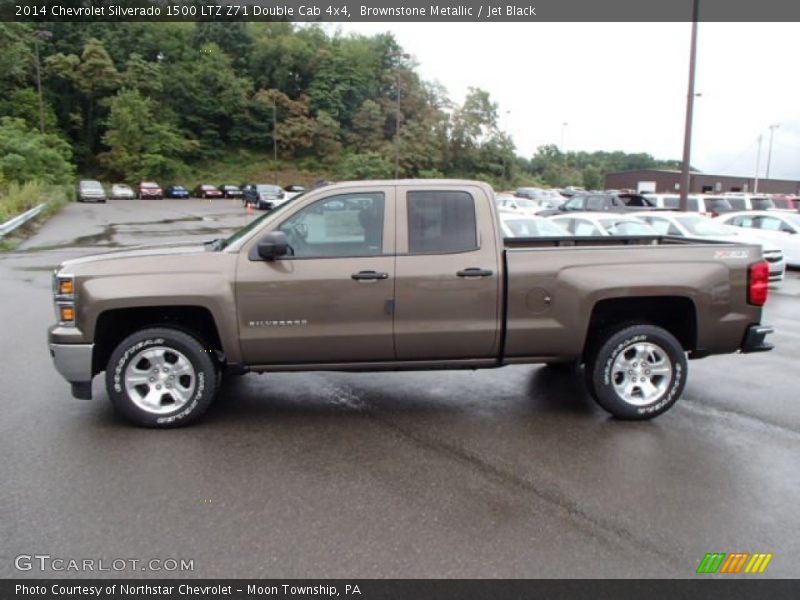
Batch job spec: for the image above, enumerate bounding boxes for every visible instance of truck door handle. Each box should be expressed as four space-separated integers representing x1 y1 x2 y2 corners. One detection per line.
351 270 389 281
457 268 493 278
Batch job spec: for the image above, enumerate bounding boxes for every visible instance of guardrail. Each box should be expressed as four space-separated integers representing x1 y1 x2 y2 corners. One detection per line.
0 203 46 238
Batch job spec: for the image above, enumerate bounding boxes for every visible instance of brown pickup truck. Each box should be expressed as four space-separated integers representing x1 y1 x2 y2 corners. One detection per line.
48 179 773 427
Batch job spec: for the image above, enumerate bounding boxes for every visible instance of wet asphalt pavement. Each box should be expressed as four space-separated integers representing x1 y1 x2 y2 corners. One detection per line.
1 199 799 578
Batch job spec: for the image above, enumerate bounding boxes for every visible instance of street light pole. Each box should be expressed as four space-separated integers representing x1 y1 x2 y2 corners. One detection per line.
766 123 779 179
561 122 568 155
395 69 401 179
754 134 762 194
272 96 278 185
679 0 699 211
32 30 52 134
394 53 410 180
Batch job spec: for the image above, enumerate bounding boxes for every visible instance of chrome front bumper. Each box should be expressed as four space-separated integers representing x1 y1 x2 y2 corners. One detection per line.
49 343 94 399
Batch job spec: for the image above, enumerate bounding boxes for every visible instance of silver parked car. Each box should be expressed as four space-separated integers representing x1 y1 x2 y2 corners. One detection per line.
77 180 107 203
110 183 135 200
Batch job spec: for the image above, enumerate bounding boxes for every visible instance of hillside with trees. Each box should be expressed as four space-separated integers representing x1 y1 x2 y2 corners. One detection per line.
0 21 683 192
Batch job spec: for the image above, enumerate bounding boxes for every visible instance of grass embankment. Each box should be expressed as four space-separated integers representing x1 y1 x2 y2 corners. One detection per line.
179 150 333 189
0 182 71 250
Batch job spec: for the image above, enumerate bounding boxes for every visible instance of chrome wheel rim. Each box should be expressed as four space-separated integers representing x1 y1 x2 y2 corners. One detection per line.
124 346 196 414
610 342 673 406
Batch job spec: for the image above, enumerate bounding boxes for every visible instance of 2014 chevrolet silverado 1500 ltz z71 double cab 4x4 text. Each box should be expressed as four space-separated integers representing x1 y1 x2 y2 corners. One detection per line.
48 180 774 427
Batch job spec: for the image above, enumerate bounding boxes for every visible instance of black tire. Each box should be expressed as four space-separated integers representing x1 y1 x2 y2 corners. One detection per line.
106 327 218 427
584 323 687 420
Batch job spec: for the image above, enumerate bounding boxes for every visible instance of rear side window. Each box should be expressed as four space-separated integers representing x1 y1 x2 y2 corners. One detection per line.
407 191 477 254
573 220 602 236
705 198 732 212
751 198 774 210
647 218 680 236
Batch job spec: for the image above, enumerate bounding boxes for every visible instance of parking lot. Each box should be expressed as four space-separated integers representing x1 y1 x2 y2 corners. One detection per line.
2 199 799 578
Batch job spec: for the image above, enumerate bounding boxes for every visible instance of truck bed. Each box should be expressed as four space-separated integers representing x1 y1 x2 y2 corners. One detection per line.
500 235 762 361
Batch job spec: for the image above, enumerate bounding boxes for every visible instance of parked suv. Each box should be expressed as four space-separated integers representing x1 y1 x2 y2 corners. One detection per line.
77 180 107 203
723 194 775 212
242 184 285 210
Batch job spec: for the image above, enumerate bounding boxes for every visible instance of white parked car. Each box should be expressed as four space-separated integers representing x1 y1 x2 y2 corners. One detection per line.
499 214 571 238
497 196 557 215
635 211 786 282
642 194 734 216
715 211 800 267
110 183 135 200
722 194 775 212
548 213 657 237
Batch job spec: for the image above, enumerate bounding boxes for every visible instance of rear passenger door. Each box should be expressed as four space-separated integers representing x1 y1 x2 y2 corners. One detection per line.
393 186 501 360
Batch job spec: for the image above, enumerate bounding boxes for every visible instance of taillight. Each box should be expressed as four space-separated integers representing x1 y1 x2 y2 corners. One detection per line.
748 261 769 306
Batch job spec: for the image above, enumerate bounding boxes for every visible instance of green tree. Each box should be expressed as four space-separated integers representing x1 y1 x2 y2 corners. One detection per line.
100 89 194 181
121 53 163 98
163 42 251 154
338 152 393 180
0 117 74 184
44 38 120 161
0 88 58 133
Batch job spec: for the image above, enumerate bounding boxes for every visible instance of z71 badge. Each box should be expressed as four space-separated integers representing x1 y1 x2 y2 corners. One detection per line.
714 250 749 260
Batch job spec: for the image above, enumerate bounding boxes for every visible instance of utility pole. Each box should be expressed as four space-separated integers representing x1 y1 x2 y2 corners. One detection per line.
272 96 278 185
501 110 511 182
394 53 410 180
561 122 568 155
395 69 401 179
754 134 762 194
679 0 699 211
32 30 52 134
766 123 779 179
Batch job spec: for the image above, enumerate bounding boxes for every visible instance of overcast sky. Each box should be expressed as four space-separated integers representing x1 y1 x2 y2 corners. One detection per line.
332 22 800 180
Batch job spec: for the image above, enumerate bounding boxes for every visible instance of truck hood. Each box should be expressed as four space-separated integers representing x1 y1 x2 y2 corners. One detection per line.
58 242 210 271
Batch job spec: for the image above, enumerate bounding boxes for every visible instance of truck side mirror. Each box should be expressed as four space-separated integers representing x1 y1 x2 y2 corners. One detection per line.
256 231 289 260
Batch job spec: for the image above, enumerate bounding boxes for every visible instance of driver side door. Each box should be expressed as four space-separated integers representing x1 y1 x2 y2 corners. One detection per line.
236 186 396 365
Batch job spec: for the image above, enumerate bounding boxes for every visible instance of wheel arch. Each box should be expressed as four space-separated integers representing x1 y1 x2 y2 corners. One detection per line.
582 295 698 362
92 305 225 376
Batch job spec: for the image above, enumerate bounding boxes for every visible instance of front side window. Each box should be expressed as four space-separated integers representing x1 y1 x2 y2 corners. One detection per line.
564 197 584 211
586 196 607 211
279 192 385 258
407 190 477 254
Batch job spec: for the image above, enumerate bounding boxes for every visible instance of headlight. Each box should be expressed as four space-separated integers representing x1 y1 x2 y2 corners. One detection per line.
53 273 76 325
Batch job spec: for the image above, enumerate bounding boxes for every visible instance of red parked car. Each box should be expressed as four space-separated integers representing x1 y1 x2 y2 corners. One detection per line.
194 184 224 199
137 182 162 199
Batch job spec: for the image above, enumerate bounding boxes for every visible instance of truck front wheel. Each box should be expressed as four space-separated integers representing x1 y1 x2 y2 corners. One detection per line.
585 324 687 420
105 327 218 427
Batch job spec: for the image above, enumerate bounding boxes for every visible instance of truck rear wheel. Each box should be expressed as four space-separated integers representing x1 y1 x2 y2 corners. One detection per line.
584 323 686 420
106 327 218 427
